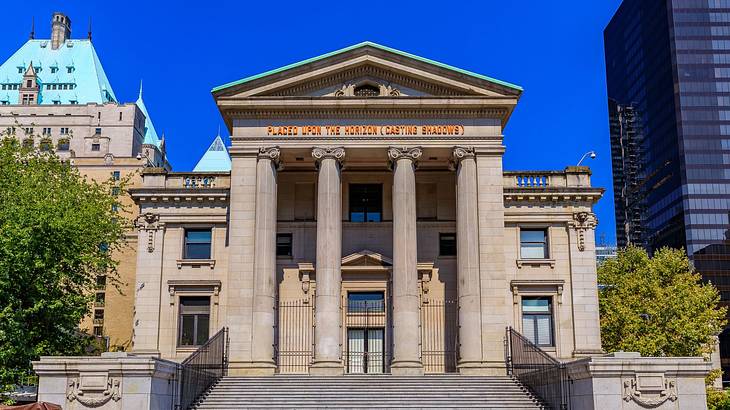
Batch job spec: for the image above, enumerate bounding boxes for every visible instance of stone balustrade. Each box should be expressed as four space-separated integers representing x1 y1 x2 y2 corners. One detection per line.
139 169 231 190
504 166 592 189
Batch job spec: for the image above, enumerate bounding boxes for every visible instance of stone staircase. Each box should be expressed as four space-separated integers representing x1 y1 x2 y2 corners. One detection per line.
192 374 545 409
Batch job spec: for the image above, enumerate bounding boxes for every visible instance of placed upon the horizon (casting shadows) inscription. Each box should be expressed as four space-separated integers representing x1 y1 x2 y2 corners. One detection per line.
266 125 465 136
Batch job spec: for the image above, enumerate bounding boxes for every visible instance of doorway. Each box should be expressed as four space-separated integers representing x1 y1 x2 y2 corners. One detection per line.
345 291 386 374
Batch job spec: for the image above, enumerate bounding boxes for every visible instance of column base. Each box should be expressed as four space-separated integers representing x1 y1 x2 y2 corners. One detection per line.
310 360 344 376
390 360 424 376
227 361 276 376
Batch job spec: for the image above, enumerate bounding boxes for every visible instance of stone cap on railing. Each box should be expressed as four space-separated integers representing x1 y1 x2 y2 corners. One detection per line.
504 166 592 189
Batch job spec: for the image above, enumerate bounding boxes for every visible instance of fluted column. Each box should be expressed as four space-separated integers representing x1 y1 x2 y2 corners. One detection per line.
452 146 484 373
388 146 424 375
251 146 280 374
310 146 345 375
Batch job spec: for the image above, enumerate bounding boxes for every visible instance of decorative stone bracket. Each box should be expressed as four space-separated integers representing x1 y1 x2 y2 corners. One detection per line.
622 373 678 407
298 262 315 302
168 280 221 306
134 212 163 253
569 211 597 252
67 375 121 407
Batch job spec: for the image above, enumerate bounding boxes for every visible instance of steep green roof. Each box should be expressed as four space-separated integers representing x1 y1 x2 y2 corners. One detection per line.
193 135 231 172
0 39 117 104
211 41 522 93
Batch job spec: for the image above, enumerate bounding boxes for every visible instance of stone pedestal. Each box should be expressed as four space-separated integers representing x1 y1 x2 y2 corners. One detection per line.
250 147 280 374
565 352 710 410
33 353 178 410
310 147 345 375
388 147 424 376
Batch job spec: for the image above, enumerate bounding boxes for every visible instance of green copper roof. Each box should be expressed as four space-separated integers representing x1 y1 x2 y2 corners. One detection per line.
135 81 162 148
211 41 523 93
0 39 117 104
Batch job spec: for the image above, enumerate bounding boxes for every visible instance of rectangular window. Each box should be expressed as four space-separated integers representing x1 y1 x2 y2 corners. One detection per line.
521 297 554 347
178 296 210 347
91 143 100 151
57 139 70 151
93 326 103 336
94 309 104 320
347 291 385 313
520 229 548 259
111 187 120 196
60 128 69 135
112 171 120 181
276 233 293 257
95 127 102 135
42 127 51 135
184 228 212 259
349 184 382 222
439 233 457 256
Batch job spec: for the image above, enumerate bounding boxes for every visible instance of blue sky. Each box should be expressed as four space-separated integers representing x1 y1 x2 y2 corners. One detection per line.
1 0 623 244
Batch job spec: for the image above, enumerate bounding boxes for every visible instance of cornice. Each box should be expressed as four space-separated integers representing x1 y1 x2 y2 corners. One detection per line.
224 107 509 120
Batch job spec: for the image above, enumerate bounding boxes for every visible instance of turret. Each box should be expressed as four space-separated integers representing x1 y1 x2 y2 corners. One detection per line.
51 12 71 50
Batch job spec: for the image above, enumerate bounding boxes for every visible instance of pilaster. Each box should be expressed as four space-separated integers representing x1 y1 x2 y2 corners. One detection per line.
131 213 165 356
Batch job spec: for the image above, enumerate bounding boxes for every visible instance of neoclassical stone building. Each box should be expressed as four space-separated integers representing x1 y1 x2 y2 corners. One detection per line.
130 42 604 376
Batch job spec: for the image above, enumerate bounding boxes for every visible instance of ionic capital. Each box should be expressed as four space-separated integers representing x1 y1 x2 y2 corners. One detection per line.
452 146 476 163
387 146 422 163
311 147 346 163
257 146 281 162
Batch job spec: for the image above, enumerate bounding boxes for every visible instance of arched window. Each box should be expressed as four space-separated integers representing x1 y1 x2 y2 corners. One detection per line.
353 84 380 97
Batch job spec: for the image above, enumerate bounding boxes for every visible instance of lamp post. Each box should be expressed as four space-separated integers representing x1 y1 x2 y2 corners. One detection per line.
577 150 597 166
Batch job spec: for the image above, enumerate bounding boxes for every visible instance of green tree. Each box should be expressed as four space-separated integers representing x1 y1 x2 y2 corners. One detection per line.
598 245 726 357
0 137 127 392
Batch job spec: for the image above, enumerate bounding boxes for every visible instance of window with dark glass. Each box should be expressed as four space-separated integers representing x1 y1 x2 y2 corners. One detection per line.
94 309 104 320
57 139 70 151
349 184 382 222
347 292 385 312
39 139 52 152
276 233 292 257
353 84 380 97
22 139 33 149
93 326 103 336
184 229 212 259
112 171 120 181
96 275 106 289
95 292 105 306
439 233 457 256
520 229 548 259
521 297 554 347
91 143 100 151
111 187 120 196
178 296 210 347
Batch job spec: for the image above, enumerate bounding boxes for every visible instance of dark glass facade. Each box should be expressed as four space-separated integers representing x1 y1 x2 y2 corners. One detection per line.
606 0 730 380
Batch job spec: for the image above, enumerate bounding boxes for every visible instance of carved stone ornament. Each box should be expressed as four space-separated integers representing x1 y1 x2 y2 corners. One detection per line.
449 146 476 170
134 212 162 253
67 376 121 406
257 146 281 163
387 146 422 163
622 374 677 407
311 147 346 162
569 211 598 252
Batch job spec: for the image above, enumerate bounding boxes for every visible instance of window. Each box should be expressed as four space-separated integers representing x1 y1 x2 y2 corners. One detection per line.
112 171 120 181
60 127 69 135
520 229 548 259
24 127 33 135
522 297 554 347
178 296 210 347
39 139 52 152
353 84 380 97
94 309 104 320
276 233 293 257
93 326 103 336
95 292 105 307
96 275 106 289
22 139 33 149
67 66 74 73
95 127 102 135
347 292 385 312
349 184 382 222
17 67 23 74
184 228 212 259
21 94 34 105
26 80 32 88
51 67 58 74
57 139 70 151
111 187 120 196
42 127 51 135
439 233 457 256
91 143 100 151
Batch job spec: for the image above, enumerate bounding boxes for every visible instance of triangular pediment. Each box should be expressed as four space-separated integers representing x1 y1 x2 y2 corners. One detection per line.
212 42 522 99
341 250 392 267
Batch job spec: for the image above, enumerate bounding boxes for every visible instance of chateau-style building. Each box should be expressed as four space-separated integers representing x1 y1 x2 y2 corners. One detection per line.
130 42 604 376
0 12 169 348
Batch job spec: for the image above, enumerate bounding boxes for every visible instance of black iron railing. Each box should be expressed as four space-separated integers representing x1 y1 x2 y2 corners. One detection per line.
275 299 314 374
421 299 458 373
178 327 228 410
506 327 570 410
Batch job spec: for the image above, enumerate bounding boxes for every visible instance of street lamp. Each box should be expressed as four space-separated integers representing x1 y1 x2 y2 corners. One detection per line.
577 150 597 166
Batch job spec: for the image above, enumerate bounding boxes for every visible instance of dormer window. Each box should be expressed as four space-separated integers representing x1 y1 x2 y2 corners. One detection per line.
354 84 380 97
67 66 74 74
17 67 23 74
51 67 58 74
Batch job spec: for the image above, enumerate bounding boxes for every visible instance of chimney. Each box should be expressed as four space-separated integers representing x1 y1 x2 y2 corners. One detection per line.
50 12 71 50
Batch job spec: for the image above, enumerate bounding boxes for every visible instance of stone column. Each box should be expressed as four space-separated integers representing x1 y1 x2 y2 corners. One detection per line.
310 147 345 375
250 147 280 374
452 146 484 373
388 146 424 375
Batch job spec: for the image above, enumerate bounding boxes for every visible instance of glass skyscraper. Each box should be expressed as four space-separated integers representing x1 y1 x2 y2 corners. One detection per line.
605 0 730 379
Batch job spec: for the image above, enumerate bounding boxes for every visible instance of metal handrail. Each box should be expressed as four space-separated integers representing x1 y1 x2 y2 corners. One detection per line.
506 327 571 410
177 327 229 410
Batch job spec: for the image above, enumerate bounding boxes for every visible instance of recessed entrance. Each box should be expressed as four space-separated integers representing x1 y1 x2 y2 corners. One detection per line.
345 291 387 374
